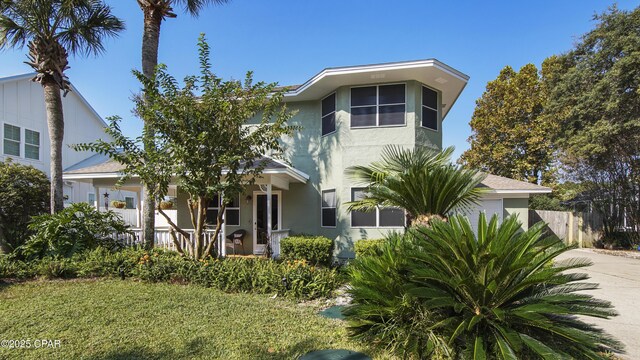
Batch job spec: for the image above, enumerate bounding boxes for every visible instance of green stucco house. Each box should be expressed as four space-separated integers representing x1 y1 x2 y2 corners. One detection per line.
64 59 550 259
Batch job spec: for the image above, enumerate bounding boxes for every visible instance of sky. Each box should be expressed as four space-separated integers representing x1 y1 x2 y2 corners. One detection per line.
1 0 639 160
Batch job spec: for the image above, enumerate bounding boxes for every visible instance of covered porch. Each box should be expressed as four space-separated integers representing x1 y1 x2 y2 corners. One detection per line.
63 154 310 257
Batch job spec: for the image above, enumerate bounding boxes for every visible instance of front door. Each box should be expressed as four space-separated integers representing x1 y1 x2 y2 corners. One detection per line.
253 192 280 254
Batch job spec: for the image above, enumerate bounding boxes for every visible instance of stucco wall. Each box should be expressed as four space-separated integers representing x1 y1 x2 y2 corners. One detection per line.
503 197 530 231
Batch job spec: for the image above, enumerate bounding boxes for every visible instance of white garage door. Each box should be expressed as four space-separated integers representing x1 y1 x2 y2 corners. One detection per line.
459 199 503 235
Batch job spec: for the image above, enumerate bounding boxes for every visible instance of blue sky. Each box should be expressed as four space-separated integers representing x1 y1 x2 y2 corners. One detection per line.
1 0 639 160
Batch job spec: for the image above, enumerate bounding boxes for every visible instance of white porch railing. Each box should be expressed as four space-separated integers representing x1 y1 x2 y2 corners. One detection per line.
118 228 219 254
270 229 290 258
117 228 290 258
110 208 139 227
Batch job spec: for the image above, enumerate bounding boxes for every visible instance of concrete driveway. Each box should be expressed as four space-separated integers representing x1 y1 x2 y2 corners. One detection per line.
556 249 640 359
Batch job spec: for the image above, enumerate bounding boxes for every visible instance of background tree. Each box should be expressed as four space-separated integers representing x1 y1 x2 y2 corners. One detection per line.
136 0 230 248
0 0 124 212
545 6 640 240
460 64 558 185
346 146 486 227
0 159 49 254
77 36 297 259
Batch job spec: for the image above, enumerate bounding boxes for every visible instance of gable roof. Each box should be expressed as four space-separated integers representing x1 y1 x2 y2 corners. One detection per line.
281 59 469 119
479 174 551 194
0 73 108 128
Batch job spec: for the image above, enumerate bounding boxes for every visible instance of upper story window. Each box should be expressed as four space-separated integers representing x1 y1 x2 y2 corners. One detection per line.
321 93 336 136
25 129 40 160
3 124 21 157
421 86 438 130
351 84 406 128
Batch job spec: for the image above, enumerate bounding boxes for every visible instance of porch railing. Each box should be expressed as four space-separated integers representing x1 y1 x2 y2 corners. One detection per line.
117 228 219 254
270 229 290 258
117 228 290 258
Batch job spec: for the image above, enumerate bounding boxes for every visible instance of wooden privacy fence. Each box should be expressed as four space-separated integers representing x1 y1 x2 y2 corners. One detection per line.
529 210 603 248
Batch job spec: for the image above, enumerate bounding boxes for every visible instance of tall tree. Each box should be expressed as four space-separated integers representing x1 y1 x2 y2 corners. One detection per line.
76 36 297 259
546 6 640 238
346 146 486 227
0 0 124 212
136 0 229 248
460 64 558 185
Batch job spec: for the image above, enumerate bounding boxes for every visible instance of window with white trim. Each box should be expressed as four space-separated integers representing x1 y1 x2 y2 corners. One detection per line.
206 194 240 226
321 189 337 227
87 193 96 205
321 93 336 136
350 84 406 128
351 188 405 227
421 86 438 130
3 124 20 156
125 196 135 209
24 129 40 160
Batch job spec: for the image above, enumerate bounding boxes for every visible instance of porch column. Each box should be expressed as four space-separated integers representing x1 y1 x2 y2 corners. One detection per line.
221 191 227 257
136 188 142 228
266 183 272 247
94 185 100 211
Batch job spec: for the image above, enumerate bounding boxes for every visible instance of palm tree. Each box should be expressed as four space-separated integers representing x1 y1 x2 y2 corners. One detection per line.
136 0 229 248
0 0 124 213
345 146 487 227
345 214 623 358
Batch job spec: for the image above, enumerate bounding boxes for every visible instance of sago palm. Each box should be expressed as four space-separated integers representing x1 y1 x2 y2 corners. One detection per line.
136 0 229 247
345 146 487 226
0 0 124 212
345 214 623 359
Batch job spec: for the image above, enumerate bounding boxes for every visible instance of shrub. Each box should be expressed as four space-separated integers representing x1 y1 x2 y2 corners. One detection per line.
601 231 639 249
0 254 35 279
0 247 341 300
20 203 132 259
133 255 341 300
0 159 49 253
34 257 78 279
353 238 385 257
74 247 145 278
280 236 333 266
345 214 623 359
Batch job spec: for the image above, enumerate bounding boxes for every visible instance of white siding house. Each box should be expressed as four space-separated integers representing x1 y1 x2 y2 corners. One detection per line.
0 73 138 214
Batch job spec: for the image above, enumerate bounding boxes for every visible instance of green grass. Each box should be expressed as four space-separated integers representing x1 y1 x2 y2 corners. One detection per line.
0 279 391 360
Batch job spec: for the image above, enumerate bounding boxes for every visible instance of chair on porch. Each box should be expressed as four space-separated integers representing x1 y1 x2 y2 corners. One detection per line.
226 229 247 255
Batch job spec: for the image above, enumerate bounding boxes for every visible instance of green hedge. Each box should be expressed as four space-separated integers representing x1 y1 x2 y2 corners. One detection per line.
280 236 333 266
0 248 341 300
354 239 385 257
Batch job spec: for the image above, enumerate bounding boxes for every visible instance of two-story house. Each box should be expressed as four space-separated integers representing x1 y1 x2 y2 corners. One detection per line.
62 59 550 259
0 73 138 219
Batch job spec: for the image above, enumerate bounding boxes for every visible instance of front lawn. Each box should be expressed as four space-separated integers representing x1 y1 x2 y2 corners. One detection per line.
0 279 388 359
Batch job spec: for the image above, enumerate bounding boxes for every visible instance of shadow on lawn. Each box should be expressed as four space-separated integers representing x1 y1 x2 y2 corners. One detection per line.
86 337 359 360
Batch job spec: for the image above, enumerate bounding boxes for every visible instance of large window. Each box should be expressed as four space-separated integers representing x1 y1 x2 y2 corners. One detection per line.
422 86 438 130
206 194 240 226
350 188 405 227
24 129 40 160
321 189 337 227
3 124 20 156
351 84 405 128
321 93 336 136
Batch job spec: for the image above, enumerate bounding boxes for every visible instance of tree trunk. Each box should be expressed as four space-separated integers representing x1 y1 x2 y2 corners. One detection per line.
140 8 163 249
42 79 65 213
